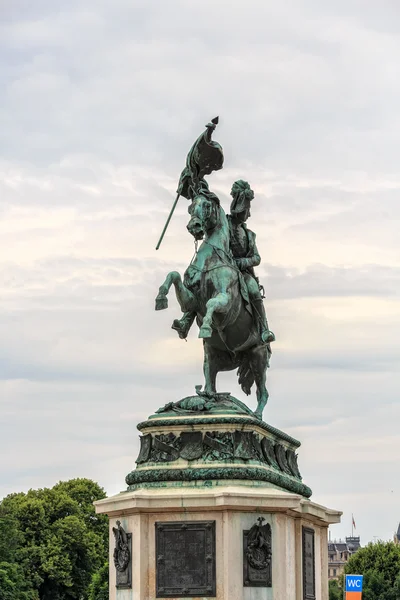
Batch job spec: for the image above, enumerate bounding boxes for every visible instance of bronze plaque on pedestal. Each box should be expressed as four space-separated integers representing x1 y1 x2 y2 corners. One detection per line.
112 521 132 589
243 517 272 587
155 521 216 597
302 527 315 600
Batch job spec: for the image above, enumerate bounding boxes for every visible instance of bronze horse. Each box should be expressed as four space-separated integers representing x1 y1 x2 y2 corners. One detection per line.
155 193 271 419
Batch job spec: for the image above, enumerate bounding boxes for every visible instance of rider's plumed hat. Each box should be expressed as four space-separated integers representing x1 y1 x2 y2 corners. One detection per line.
230 180 254 215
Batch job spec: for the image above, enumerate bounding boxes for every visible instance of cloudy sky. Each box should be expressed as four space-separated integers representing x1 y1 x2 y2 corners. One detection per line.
1 0 400 544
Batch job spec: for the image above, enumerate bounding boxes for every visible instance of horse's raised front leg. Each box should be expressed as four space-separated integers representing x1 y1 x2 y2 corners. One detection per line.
199 292 231 338
155 271 196 313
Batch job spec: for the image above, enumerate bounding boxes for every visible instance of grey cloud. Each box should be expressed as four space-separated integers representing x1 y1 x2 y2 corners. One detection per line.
1 0 400 173
261 264 400 299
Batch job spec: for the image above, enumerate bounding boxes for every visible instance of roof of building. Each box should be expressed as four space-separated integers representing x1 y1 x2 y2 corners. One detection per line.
346 536 361 551
328 536 361 556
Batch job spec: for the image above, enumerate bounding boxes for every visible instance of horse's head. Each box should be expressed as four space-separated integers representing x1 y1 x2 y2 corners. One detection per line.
187 193 220 240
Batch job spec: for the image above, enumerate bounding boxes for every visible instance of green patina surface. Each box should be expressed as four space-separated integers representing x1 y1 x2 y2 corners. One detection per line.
153 392 254 418
129 410 310 496
123 119 313 500
125 478 273 490
155 118 274 420
138 415 301 448
126 466 312 498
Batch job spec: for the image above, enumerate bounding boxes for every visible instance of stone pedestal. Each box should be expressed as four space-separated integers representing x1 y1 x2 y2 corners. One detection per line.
126 412 311 498
95 486 341 600
95 410 341 600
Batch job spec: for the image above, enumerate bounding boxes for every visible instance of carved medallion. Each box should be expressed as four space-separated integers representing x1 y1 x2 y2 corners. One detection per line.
261 437 279 469
112 520 132 589
156 521 216 597
136 433 152 464
302 527 315 600
286 448 302 479
243 517 272 587
179 431 203 460
252 434 264 461
234 431 254 459
275 443 292 475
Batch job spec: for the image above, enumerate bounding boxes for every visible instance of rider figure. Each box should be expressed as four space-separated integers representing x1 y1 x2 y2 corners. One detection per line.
171 180 275 344
227 180 274 344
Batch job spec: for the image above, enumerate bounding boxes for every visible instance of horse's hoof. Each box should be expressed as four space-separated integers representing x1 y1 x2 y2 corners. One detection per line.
253 411 262 420
155 295 168 311
198 325 212 338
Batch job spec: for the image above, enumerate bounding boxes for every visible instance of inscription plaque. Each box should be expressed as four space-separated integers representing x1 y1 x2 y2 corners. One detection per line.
155 521 216 597
302 527 315 600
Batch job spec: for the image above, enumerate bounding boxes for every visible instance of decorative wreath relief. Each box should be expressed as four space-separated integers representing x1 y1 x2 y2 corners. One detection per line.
246 517 272 570
112 520 130 572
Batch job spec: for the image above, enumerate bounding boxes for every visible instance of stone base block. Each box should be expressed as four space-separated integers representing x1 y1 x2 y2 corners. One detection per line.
95 486 341 600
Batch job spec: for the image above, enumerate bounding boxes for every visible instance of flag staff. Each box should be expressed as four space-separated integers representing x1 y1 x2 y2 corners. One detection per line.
351 514 356 537
154 116 223 251
155 193 180 250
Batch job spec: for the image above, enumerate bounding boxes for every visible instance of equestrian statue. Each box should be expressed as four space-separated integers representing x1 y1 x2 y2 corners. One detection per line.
155 118 275 420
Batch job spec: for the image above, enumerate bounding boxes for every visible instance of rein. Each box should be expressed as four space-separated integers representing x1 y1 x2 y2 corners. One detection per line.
189 242 240 274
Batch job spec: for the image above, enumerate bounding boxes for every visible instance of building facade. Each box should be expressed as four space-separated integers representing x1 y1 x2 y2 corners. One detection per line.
328 536 361 580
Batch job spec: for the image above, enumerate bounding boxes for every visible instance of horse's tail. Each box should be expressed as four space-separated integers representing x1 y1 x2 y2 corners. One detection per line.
237 355 254 396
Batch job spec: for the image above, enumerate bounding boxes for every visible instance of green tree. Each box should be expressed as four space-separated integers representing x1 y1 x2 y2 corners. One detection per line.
0 478 108 600
0 504 35 599
344 541 400 600
329 578 341 600
0 561 34 600
0 513 23 563
88 562 109 600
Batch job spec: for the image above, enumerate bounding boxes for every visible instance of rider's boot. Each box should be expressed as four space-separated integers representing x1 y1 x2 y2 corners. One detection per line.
171 311 196 340
252 299 275 344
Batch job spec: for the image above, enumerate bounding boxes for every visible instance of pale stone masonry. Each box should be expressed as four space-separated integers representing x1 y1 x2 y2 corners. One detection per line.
96 486 341 600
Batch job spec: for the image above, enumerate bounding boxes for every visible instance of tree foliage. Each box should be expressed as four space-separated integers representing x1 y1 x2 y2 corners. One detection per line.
87 563 109 600
0 561 34 600
329 578 341 600
0 478 108 600
344 541 400 600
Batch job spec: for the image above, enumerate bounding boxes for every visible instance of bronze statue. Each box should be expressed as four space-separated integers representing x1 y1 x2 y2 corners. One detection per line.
155 118 275 419
172 180 274 345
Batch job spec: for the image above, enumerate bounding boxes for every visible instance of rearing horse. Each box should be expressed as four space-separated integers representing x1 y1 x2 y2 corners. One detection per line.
155 193 271 419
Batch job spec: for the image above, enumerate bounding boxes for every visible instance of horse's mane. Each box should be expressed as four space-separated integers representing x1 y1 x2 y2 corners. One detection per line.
216 202 228 228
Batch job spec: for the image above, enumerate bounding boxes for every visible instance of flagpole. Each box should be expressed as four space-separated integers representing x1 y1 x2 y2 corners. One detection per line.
155 116 222 251
155 193 180 250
